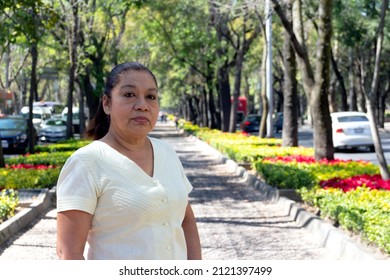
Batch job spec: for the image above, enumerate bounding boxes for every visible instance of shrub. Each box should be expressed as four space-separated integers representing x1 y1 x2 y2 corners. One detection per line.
5 151 74 167
34 139 90 153
0 167 61 190
302 186 390 254
0 189 19 223
254 155 379 190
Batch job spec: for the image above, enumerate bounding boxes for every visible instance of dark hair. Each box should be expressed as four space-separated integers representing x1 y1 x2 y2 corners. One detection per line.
85 62 158 140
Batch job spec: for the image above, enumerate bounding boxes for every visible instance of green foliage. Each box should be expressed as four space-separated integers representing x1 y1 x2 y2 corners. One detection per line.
5 151 73 166
35 140 91 153
1 167 61 190
302 187 390 254
185 122 390 255
255 160 379 190
0 189 19 223
254 162 316 190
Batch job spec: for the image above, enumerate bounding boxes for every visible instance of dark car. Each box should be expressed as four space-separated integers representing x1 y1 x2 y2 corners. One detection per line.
0 115 35 154
274 112 283 133
240 114 261 133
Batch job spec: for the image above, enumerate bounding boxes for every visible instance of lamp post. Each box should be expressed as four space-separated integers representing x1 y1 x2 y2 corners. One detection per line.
265 0 273 138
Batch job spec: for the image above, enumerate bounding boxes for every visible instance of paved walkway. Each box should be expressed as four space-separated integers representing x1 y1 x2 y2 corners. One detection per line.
0 121 386 260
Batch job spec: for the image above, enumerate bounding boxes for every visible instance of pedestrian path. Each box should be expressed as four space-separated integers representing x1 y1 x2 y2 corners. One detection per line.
0 121 384 260
163 133 334 260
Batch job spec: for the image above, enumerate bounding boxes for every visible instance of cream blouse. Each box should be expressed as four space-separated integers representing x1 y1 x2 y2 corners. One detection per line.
56 138 193 260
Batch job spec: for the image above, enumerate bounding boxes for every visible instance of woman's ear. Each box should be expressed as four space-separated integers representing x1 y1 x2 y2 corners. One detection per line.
102 95 111 115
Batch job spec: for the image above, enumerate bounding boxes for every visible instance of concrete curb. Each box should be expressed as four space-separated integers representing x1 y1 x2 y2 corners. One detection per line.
0 187 56 247
192 136 387 260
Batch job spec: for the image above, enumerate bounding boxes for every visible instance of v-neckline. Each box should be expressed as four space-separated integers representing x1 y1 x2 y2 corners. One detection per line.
95 138 157 180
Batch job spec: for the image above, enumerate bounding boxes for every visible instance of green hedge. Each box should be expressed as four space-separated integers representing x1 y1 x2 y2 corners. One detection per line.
254 160 379 190
183 122 390 255
0 167 61 190
0 189 19 223
0 139 89 222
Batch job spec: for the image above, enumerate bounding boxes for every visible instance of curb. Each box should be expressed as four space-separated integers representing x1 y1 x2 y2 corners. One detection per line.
0 187 56 247
192 136 387 260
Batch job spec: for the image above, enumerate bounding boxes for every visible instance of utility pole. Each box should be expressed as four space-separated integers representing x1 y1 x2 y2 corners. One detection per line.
265 0 273 137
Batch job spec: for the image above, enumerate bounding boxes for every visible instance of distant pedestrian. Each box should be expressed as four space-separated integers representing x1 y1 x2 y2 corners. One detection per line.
174 116 179 131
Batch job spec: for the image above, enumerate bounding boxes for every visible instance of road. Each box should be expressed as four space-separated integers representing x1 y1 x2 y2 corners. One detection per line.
276 123 390 164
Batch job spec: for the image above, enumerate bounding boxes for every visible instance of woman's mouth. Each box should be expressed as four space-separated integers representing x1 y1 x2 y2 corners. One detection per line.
132 116 149 124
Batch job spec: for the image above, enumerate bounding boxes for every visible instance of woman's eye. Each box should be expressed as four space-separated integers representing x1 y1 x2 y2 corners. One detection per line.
124 92 135 97
147 95 157 100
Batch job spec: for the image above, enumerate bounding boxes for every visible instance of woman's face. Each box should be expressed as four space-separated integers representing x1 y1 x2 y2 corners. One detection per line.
103 70 159 140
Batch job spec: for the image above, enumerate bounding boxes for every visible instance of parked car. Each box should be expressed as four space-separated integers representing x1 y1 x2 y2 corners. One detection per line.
274 112 283 133
20 106 52 130
330 111 374 151
240 114 261 133
38 118 67 142
61 106 90 134
0 114 35 154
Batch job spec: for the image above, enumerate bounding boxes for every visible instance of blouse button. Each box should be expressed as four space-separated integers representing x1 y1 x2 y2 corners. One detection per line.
167 246 172 250
162 198 168 203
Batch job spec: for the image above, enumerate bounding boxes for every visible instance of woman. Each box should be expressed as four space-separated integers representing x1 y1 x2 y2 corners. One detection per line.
56 62 201 260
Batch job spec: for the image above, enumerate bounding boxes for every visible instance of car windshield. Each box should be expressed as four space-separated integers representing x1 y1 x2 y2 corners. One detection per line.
45 119 66 126
0 118 27 130
337 116 369 122
247 115 260 122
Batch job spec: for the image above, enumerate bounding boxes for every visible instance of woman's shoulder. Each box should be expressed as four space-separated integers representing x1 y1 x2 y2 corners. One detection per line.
69 141 109 161
149 137 175 153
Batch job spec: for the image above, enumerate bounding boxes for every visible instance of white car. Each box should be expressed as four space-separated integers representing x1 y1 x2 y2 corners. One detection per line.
38 118 67 142
331 111 374 151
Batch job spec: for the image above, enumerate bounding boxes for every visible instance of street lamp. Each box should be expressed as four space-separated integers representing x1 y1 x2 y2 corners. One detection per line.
265 0 274 138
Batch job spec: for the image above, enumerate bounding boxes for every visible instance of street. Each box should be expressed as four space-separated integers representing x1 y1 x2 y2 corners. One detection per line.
279 123 390 165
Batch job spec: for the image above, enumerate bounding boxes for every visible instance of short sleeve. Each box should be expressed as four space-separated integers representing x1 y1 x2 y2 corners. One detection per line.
184 174 193 194
180 162 193 194
56 155 99 214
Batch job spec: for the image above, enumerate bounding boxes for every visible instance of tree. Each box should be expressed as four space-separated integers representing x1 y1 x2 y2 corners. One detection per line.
272 0 335 160
59 0 80 139
281 0 298 147
140 0 220 129
229 5 261 132
1 0 59 154
358 0 389 179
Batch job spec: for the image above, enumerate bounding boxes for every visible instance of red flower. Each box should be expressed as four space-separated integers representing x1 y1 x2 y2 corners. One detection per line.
320 174 390 192
6 163 56 170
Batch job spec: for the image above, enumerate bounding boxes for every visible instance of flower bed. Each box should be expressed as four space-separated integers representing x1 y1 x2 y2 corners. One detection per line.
0 140 88 223
183 122 390 255
254 155 379 190
0 164 61 190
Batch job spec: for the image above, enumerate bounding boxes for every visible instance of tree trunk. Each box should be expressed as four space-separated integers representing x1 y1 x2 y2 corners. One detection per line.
28 42 38 154
206 76 218 129
255 10 268 138
330 49 348 111
229 49 244 132
363 0 390 179
66 0 79 139
378 80 389 127
272 0 334 160
259 44 268 138
311 0 334 160
217 65 231 132
282 0 298 147
328 73 337 112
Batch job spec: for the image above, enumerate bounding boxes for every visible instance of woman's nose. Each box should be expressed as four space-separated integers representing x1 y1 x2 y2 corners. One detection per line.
134 96 148 111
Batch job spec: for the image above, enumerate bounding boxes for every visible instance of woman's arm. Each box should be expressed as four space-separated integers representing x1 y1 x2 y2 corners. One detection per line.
182 202 202 260
57 210 93 260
